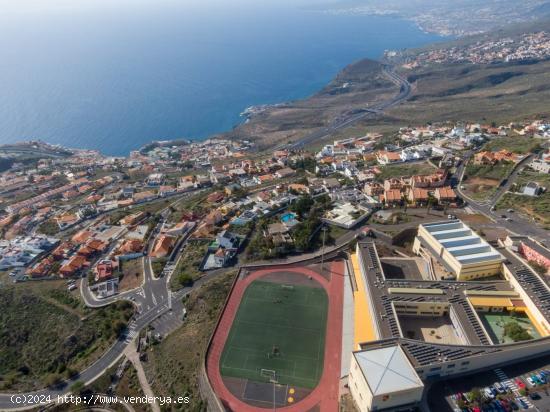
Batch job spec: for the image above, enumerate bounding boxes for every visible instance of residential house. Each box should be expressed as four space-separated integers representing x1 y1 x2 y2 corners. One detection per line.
364 182 384 197
530 158 550 174
254 174 275 185
376 151 402 165
178 179 195 192
323 178 341 192
210 172 231 185
213 248 231 267
383 178 404 192
523 181 543 197
120 211 146 226
207 191 225 203
95 259 115 281
72 230 93 244
133 190 157 204
204 210 223 226
159 185 177 197
225 183 242 196
216 230 240 250
266 223 294 249
59 255 89 277
384 189 402 207
474 150 518 165
407 188 430 206
275 167 295 179
55 213 79 230
146 173 164 186
118 239 144 254
78 239 107 258
288 183 309 195
151 235 176 258
411 171 447 189
435 186 457 204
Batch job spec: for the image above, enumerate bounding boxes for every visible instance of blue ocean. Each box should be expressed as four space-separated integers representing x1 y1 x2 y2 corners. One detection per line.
0 1 443 155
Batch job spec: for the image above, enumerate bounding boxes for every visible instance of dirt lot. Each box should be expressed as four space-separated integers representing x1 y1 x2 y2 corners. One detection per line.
457 212 492 225
119 258 144 292
464 177 499 199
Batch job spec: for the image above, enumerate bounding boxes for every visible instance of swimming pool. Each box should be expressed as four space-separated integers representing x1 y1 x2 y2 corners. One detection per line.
281 212 297 223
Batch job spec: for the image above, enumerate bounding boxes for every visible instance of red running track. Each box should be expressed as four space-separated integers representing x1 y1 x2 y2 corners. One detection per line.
206 261 345 412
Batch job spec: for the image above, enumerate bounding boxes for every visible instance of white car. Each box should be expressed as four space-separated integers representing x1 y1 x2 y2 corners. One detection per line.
526 377 536 386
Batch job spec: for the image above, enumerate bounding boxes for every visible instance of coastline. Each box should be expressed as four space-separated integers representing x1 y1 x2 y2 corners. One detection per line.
0 58 393 158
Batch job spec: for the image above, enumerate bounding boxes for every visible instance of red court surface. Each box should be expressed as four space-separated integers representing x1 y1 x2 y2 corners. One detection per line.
206 261 345 412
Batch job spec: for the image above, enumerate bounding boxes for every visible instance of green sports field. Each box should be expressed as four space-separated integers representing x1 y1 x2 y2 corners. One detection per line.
220 280 328 389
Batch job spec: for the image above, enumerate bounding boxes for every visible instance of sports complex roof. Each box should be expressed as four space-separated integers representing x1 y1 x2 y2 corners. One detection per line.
421 220 504 265
354 345 424 395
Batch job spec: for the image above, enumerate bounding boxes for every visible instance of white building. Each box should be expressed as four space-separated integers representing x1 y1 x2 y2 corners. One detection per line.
349 345 424 412
530 158 550 174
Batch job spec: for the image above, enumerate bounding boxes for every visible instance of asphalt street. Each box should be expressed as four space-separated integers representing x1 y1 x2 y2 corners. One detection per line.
456 152 549 245
287 65 411 150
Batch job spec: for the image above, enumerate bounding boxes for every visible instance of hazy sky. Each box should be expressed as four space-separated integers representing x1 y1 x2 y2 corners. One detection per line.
0 0 320 13
0 0 332 15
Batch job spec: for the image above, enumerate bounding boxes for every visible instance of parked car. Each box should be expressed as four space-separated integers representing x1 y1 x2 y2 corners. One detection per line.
529 392 541 400
515 378 526 389
526 376 536 386
516 398 529 410
494 382 506 394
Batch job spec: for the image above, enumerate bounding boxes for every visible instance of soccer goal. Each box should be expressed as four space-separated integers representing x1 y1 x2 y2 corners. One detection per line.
260 369 278 383
281 285 294 290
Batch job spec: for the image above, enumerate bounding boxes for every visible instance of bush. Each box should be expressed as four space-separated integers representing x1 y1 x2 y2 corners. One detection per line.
503 321 533 342
44 373 63 388
70 381 85 394
113 321 126 338
178 274 194 287
65 367 79 379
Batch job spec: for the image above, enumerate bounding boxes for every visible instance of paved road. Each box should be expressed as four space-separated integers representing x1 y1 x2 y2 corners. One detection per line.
287 65 411 150
455 153 548 244
0 218 197 409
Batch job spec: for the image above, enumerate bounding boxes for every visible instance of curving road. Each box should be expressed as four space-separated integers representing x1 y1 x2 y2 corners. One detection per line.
288 65 411 150
455 153 548 245
0 214 194 409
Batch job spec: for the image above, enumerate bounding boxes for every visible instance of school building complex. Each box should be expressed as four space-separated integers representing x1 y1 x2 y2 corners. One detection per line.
347 220 550 411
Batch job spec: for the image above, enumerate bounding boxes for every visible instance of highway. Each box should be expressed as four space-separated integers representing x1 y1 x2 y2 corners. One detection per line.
287 65 411 150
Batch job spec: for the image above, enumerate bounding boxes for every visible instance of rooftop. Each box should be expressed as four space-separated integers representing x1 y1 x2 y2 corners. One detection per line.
354 345 424 395
421 220 504 265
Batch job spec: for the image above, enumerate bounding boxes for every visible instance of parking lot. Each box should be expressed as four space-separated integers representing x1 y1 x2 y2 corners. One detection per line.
428 354 550 411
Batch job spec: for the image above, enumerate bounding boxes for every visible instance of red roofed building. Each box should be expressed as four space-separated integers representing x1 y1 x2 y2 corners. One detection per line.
207 191 225 203
407 188 430 206
60 255 89 277
72 230 93 244
151 235 176 258
435 186 457 203
52 242 74 260
95 260 115 281
384 189 402 207
519 241 550 273
118 239 144 254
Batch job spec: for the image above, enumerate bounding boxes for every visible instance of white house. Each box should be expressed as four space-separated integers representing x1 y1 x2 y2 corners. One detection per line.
530 158 550 174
